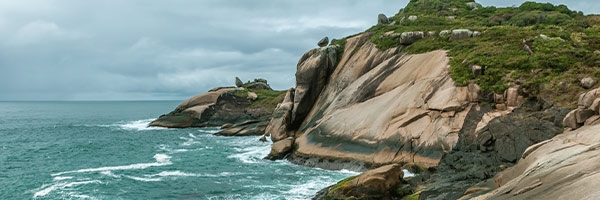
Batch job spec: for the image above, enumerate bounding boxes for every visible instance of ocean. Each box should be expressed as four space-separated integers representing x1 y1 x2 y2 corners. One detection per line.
0 101 358 199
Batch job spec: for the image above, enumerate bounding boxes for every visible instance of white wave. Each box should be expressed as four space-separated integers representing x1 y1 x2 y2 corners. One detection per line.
199 128 221 134
52 154 172 176
66 192 96 200
124 175 162 182
118 118 165 131
284 175 341 200
100 171 121 178
188 133 197 138
155 170 199 177
403 169 416 178
227 144 271 164
52 176 73 181
33 180 101 198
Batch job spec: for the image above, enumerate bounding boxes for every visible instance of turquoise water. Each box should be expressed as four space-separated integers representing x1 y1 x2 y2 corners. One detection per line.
0 101 357 199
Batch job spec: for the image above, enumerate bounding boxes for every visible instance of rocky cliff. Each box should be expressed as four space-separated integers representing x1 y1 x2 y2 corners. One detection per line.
284 34 480 169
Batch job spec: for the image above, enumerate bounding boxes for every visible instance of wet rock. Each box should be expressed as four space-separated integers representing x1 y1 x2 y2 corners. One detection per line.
264 137 294 160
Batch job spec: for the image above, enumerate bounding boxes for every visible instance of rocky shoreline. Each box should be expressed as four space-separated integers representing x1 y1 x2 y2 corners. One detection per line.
150 1 600 199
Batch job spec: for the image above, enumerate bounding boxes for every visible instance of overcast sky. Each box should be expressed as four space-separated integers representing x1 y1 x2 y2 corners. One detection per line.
0 1 597 100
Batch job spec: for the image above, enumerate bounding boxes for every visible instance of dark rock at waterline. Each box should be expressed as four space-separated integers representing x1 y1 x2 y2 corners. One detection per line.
314 164 406 200
149 86 273 129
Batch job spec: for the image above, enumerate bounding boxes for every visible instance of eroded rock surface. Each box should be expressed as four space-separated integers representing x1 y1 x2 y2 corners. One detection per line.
283 33 479 169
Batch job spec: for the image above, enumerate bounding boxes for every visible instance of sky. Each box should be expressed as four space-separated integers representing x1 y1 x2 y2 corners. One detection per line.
0 0 597 101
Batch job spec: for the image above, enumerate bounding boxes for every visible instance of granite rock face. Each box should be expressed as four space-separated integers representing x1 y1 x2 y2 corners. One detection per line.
279 33 479 169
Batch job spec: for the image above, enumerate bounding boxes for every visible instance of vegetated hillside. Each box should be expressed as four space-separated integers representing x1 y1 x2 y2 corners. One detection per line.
335 0 600 108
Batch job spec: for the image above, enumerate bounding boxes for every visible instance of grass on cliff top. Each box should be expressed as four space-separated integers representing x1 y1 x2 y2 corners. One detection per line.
361 0 600 107
233 89 287 111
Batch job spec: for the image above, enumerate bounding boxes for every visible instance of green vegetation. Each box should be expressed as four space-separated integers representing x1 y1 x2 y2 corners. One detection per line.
364 0 600 107
233 88 287 111
400 191 421 200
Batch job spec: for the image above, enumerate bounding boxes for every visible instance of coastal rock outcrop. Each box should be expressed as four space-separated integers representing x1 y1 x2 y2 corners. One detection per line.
315 164 405 200
277 33 479 169
150 79 285 135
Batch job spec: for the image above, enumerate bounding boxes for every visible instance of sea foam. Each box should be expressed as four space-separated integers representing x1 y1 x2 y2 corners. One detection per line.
52 154 172 176
118 119 165 131
33 180 101 198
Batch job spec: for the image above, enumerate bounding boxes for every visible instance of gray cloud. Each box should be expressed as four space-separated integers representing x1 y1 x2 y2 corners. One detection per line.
0 0 596 100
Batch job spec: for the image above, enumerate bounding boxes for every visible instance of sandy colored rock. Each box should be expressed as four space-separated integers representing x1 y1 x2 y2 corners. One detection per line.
289 33 476 168
320 164 404 199
247 92 258 101
505 87 520 107
265 137 294 160
264 88 295 143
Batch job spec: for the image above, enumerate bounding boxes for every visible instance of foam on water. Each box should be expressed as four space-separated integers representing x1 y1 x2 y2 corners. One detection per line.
33 180 101 198
227 144 271 164
52 154 171 176
124 175 162 182
155 170 199 177
403 169 416 178
118 118 165 131
52 176 73 181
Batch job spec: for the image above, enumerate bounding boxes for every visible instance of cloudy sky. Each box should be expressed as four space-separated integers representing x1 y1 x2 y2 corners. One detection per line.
0 0 597 101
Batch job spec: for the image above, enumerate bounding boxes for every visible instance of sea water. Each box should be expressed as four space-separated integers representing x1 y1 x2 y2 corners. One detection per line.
0 101 359 199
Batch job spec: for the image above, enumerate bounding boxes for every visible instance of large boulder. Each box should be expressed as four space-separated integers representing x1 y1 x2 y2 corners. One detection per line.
318 36 329 47
235 77 243 87
580 77 597 89
378 13 389 24
563 87 600 129
450 29 474 41
399 31 425 45
316 164 405 200
264 137 294 160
